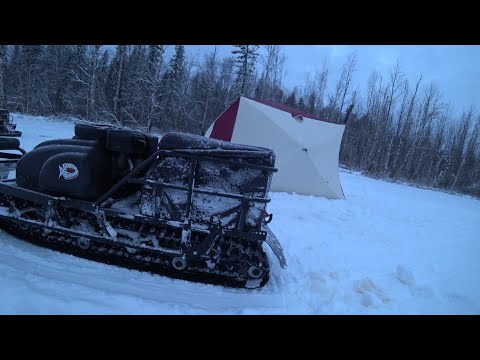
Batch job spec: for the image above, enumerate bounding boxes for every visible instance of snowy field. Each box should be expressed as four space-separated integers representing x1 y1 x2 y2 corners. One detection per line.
0 114 479 314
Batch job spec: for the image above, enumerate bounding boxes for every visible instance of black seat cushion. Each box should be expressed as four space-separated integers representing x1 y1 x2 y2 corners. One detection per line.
159 132 272 153
158 132 275 167
0 137 20 150
74 123 118 140
106 129 159 156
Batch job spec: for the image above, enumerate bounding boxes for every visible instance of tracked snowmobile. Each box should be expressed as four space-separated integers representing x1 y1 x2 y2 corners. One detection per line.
0 124 286 289
0 109 22 137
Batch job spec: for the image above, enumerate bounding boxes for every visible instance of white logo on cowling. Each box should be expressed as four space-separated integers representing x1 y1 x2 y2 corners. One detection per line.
58 163 79 180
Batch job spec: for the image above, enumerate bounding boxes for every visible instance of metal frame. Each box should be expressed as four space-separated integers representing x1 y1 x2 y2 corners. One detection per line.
96 148 277 204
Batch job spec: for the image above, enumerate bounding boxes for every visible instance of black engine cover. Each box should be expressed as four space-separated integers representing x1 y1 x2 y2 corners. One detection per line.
16 143 112 201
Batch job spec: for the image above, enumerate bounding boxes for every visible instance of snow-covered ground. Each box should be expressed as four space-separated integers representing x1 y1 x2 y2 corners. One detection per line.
1 114 479 314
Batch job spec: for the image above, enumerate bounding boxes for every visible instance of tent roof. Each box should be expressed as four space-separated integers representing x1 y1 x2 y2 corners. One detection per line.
245 97 338 124
210 96 340 141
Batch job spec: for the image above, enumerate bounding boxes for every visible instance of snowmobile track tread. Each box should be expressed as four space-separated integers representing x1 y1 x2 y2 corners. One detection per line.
0 221 270 289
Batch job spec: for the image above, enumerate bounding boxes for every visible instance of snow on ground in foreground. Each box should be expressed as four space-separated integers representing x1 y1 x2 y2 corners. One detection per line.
0 114 479 314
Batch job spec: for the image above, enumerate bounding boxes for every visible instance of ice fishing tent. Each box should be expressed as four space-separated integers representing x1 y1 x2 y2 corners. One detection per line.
205 96 346 199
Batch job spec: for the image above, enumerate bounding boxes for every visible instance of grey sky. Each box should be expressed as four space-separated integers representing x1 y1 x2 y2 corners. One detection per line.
184 45 480 117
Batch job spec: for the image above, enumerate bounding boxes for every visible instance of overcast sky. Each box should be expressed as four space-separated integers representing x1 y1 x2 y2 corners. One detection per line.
183 45 480 118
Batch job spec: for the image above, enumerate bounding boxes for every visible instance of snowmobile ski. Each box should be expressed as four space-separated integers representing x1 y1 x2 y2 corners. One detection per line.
263 224 287 268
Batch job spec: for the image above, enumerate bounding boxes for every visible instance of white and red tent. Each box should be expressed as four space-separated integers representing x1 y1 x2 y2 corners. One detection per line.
205 96 346 199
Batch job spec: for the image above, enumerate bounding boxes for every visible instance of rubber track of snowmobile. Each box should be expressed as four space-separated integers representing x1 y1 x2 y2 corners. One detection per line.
0 221 270 289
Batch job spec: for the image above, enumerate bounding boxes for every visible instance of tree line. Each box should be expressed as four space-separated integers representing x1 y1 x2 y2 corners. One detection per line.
0 45 478 197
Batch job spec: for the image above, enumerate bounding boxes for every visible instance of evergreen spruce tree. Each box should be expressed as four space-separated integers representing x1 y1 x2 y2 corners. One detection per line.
232 45 259 96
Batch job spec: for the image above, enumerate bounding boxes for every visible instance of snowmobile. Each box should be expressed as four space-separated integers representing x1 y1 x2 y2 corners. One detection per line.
0 124 287 289
0 109 22 137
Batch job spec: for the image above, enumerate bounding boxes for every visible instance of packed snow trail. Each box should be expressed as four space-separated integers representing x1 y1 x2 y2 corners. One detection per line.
0 114 479 314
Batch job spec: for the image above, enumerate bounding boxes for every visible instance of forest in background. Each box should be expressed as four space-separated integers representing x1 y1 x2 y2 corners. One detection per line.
0 45 479 197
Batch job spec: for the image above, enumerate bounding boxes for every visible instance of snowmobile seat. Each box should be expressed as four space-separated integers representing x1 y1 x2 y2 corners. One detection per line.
74 124 159 157
34 138 100 149
73 123 117 141
0 136 25 163
0 137 21 150
105 128 159 157
159 132 270 152
158 132 275 167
